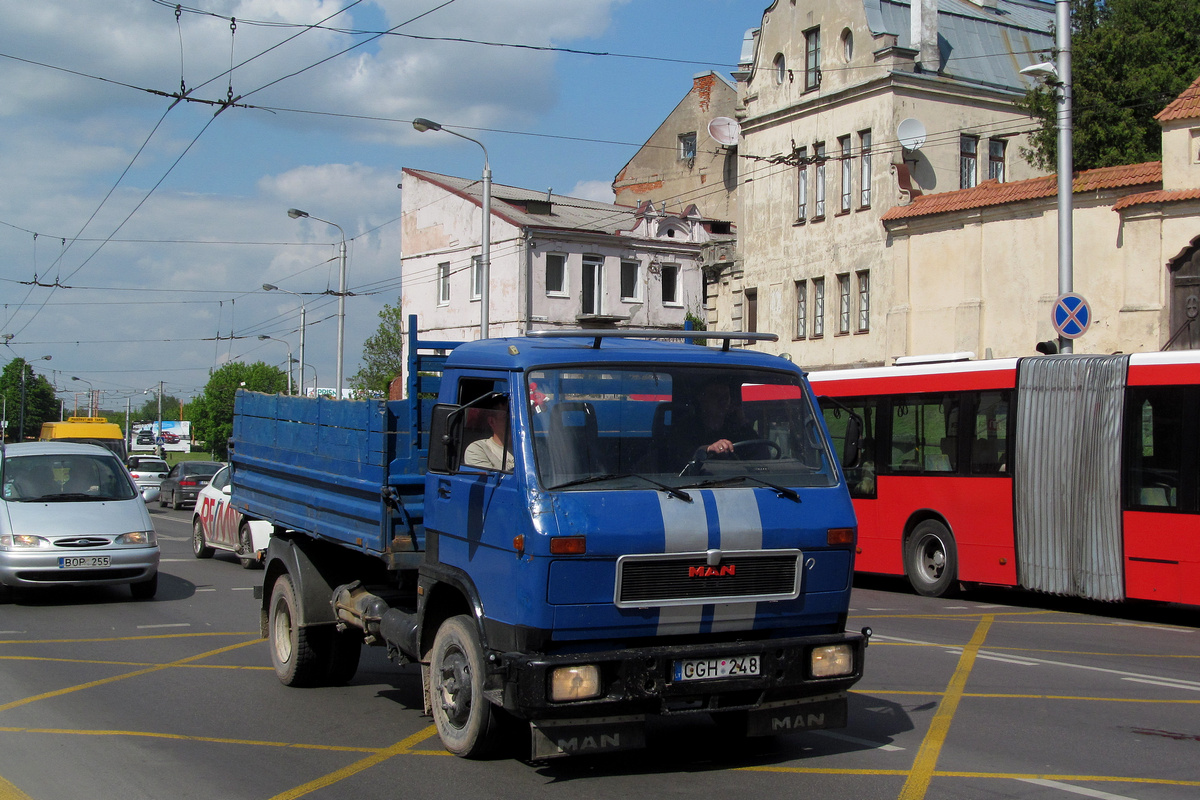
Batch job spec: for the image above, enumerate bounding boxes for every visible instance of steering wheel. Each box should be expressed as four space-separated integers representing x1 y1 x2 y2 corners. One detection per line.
731 439 782 459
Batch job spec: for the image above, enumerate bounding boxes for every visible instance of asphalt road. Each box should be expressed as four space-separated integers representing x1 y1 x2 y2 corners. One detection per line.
1 505 1198 800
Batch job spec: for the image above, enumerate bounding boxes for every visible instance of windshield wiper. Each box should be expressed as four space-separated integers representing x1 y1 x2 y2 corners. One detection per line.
41 493 103 502
548 473 692 502
679 475 801 503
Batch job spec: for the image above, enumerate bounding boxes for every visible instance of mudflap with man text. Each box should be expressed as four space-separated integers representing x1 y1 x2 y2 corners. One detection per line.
745 694 848 737
530 715 646 759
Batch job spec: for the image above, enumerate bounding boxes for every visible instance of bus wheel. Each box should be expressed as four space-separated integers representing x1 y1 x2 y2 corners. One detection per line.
429 615 500 758
906 520 958 597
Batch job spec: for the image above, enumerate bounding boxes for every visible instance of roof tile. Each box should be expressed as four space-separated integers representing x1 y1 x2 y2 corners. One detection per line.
881 162 1161 222
1155 74 1200 123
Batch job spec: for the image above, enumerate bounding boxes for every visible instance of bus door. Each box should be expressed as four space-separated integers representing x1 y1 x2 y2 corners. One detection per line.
1122 384 1200 605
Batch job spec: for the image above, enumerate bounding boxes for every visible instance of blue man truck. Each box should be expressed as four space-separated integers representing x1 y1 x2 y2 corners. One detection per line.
230 320 868 759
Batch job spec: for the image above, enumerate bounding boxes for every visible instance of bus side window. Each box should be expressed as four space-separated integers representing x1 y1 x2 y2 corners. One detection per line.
970 391 1009 474
821 398 877 498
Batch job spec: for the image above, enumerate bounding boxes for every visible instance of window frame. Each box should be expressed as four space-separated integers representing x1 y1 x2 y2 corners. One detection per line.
545 253 568 296
856 269 870 333
581 255 604 316
839 135 852 214
437 261 451 306
796 147 809 222
470 255 482 301
812 277 825 339
678 132 697 161
988 138 1006 182
859 129 872 208
660 263 681 306
804 27 821 91
813 142 827 220
837 272 851 335
794 279 807 340
620 259 642 303
960 135 979 189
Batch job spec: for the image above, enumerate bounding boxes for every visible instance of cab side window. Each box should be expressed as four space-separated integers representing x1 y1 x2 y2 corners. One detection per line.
457 378 513 473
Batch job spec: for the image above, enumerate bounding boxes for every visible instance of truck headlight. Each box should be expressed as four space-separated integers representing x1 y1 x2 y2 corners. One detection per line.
810 644 854 677
549 665 601 701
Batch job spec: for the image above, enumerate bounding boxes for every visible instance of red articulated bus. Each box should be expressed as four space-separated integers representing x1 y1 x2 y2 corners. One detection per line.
809 352 1200 606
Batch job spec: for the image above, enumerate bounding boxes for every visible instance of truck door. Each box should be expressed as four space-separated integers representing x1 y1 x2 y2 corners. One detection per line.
426 376 528 626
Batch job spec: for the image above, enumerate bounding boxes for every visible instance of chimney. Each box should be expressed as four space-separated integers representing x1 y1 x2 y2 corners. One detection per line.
911 0 939 72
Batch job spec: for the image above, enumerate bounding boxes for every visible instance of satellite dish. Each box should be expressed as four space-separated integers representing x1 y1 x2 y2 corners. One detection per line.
708 117 740 147
896 118 927 151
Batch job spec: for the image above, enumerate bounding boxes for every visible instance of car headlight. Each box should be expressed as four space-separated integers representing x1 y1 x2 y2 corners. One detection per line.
2 534 48 549
549 665 602 702
810 643 854 677
116 531 157 546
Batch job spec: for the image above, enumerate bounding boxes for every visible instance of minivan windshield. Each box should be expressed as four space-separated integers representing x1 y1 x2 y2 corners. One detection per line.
527 366 838 492
1 453 139 502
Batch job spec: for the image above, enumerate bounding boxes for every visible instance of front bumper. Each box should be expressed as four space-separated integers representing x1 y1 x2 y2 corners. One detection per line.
496 629 866 721
0 546 159 588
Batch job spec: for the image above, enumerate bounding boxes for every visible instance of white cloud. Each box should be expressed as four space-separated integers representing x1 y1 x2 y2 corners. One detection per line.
568 180 617 204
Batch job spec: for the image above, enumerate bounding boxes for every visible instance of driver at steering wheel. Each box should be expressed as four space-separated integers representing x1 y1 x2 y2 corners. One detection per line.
672 381 758 466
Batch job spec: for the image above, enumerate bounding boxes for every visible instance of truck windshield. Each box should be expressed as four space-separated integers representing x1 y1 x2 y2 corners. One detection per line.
528 366 838 491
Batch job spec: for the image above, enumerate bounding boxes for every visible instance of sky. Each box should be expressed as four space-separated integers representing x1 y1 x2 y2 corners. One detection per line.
0 0 766 409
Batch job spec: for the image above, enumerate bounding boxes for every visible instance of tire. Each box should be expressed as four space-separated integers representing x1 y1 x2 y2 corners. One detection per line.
0 583 13 604
192 519 214 559
172 491 183 510
130 573 158 600
429 615 501 758
905 520 959 598
237 523 258 569
159 492 168 508
269 573 333 687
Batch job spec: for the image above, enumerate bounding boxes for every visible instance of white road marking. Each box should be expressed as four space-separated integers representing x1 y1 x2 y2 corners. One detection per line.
1121 677 1200 692
1019 778 1140 799
136 623 190 629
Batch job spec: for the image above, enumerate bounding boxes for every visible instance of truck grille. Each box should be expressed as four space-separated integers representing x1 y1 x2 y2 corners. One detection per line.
615 550 802 608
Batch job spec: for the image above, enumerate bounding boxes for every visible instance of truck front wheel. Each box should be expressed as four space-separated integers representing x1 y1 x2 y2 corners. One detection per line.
429 615 500 757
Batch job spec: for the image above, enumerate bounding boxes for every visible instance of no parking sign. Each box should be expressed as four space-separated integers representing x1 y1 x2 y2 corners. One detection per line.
1053 293 1091 339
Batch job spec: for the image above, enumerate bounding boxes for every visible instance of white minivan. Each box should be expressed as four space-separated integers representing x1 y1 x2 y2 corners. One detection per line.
0 441 159 602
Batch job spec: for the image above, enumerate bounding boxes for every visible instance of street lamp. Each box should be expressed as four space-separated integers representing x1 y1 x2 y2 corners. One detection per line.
263 284 307 398
71 376 94 416
294 359 318 397
288 208 347 396
18 355 52 441
412 116 492 339
259 335 294 395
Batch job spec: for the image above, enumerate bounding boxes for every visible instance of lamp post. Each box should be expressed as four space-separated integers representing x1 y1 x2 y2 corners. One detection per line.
295 360 318 397
288 208 347 396
18 355 52 441
71 376 93 416
263 283 307 398
258 335 294 395
412 117 491 339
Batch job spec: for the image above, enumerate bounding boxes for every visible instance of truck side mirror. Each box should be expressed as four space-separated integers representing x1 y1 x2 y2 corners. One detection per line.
428 404 461 473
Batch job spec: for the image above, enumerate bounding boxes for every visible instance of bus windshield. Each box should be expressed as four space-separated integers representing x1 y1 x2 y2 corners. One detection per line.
527 366 837 491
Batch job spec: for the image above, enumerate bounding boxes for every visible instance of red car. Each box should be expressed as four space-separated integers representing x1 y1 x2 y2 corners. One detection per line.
160 431 180 444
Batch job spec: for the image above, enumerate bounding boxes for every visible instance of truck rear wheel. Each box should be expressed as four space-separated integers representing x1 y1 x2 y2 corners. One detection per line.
269 573 325 687
429 615 500 757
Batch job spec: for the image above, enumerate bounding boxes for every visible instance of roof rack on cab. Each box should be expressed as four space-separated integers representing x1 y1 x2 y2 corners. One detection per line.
524 328 778 352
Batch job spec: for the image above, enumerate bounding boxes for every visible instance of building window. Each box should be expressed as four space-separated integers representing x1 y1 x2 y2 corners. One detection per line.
744 288 758 333
470 256 482 300
774 53 787 85
839 136 852 214
795 280 807 339
437 262 450 306
859 129 872 208
814 142 826 219
804 28 821 91
582 255 603 315
661 264 680 305
545 253 566 295
988 139 1006 182
857 270 870 332
796 147 808 221
679 132 697 161
841 28 853 62
620 260 641 302
812 277 825 338
960 135 978 189
837 273 851 334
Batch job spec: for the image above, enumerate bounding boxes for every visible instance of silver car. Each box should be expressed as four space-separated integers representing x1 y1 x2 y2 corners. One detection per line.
0 442 159 601
127 455 169 502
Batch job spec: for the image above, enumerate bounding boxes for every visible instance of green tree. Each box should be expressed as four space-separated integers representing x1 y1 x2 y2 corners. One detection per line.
1019 0 1200 171
190 361 286 460
0 358 57 442
349 299 405 397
